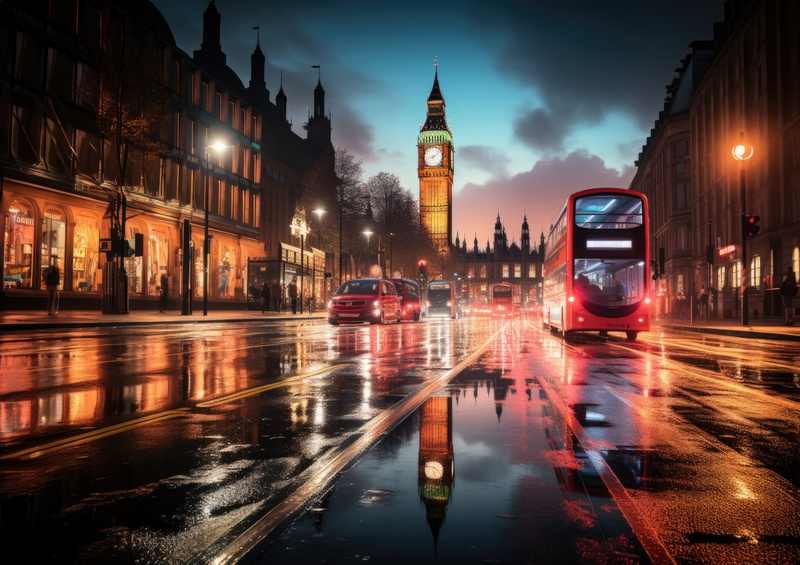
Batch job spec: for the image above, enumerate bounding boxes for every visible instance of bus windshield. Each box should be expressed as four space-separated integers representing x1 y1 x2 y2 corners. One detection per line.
575 195 643 229
428 287 451 306
573 259 645 308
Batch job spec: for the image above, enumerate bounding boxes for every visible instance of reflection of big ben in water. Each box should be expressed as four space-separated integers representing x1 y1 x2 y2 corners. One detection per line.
418 396 454 550
418 63 454 254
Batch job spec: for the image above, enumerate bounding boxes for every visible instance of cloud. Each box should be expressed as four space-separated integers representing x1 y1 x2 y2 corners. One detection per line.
471 1 723 153
459 145 511 177
512 108 571 152
454 150 635 245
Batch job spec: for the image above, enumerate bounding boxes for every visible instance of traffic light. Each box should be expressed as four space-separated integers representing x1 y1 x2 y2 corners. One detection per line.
742 214 760 239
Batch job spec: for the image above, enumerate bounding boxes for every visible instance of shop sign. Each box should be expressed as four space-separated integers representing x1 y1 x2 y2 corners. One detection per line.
718 244 736 257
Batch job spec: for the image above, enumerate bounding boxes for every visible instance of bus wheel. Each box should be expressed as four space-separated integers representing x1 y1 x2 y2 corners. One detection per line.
626 331 638 342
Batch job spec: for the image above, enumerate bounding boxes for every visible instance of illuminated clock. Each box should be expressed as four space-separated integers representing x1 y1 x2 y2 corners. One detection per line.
424 460 444 480
424 146 443 167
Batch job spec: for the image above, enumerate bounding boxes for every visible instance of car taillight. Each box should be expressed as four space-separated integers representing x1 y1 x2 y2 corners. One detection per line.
637 317 645 323
577 316 584 323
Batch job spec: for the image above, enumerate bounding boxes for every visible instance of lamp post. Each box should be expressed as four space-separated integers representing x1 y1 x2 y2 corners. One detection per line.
312 207 326 310
731 135 754 326
362 229 373 276
203 139 230 316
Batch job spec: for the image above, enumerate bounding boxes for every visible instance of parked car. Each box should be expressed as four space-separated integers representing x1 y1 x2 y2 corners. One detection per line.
328 278 401 325
390 278 422 322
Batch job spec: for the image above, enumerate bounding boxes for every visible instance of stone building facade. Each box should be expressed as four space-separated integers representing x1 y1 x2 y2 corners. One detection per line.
631 0 800 321
0 0 335 310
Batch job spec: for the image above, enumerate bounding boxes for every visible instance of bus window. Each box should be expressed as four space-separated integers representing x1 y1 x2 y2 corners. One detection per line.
573 259 645 308
575 195 643 229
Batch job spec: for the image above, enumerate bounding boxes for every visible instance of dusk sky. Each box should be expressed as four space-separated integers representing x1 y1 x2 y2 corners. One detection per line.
153 0 723 244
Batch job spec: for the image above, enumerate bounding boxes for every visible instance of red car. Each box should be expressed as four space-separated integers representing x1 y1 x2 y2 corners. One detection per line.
390 278 423 321
328 278 401 325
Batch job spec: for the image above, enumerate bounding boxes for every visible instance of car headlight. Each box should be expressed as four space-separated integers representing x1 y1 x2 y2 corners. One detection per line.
446 300 452 307
373 300 380 308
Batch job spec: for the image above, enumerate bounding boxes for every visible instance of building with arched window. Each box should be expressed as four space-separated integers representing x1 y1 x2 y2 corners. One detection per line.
0 1 336 310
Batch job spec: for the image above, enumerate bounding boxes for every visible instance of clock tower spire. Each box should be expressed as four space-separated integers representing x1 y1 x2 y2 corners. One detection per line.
418 62 454 255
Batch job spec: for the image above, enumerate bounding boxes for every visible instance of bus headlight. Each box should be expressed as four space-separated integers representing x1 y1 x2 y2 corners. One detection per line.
568 296 576 303
373 300 380 308
637 317 645 323
644 297 652 305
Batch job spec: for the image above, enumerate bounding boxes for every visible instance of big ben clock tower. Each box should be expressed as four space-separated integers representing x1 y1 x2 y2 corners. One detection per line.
418 65 454 254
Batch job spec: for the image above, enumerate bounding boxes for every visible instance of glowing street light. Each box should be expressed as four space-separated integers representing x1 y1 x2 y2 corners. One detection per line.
731 142 754 161
311 207 327 309
203 139 231 317
362 228 373 243
731 134 755 326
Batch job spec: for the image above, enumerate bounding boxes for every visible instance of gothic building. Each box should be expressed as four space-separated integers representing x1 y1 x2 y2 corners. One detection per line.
418 66 454 255
451 214 545 305
0 0 336 309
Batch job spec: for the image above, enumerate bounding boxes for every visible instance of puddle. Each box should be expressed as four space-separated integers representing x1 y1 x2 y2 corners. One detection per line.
248 348 648 564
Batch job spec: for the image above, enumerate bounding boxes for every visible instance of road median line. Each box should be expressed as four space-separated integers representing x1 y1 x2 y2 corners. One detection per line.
1 363 349 461
196 364 349 408
207 324 507 565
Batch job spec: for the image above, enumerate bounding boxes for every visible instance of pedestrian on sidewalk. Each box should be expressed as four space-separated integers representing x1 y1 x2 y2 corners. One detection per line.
159 272 169 312
698 286 709 321
261 280 271 313
44 259 60 316
288 277 299 314
780 268 798 326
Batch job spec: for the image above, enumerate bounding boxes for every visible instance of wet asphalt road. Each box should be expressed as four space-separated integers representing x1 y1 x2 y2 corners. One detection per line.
1 317 799 563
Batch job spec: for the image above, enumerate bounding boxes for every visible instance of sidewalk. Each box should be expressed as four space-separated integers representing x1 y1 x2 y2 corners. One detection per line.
0 309 325 332
657 319 800 341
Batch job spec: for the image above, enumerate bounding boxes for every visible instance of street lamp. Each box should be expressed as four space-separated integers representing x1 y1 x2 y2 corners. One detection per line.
312 207 326 309
362 229 373 276
731 133 754 326
203 139 230 316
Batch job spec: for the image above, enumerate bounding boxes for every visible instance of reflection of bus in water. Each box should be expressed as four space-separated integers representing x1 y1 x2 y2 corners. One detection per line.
427 280 457 318
490 283 514 317
543 188 651 341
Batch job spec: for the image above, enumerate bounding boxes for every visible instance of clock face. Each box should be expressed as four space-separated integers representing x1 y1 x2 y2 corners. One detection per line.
424 146 443 167
424 460 444 480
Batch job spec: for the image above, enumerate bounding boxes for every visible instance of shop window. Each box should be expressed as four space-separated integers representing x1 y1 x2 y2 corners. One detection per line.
529 265 536 278
749 255 761 288
125 228 143 294
40 210 66 289
502 264 509 279
3 200 36 288
218 246 236 298
193 239 204 298
72 220 99 292
731 261 741 289
147 232 169 295
793 247 800 280
514 264 522 278
717 266 726 290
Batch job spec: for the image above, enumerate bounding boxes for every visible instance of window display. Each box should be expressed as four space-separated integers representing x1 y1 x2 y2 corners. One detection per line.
40 209 66 289
72 220 99 292
148 232 169 295
218 246 236 297
3 200 35 289
125 227 143 294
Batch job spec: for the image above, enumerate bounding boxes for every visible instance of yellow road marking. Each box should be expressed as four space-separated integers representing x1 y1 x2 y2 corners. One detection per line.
0 409 190 461
196 364 349 408
2 363 350 461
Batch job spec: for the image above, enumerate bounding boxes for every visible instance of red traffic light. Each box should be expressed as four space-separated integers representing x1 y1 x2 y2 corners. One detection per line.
742 214 760 238
418 259 427 267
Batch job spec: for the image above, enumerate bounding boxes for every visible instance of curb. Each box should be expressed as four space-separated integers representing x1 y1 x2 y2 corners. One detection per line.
660 324 800 342
0 314 326 333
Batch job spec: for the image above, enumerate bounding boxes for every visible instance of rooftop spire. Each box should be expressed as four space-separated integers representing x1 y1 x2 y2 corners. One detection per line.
427 59 444 103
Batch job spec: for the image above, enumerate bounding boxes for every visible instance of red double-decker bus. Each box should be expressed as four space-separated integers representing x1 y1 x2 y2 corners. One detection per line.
542 188 651 341
490 282 514 317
